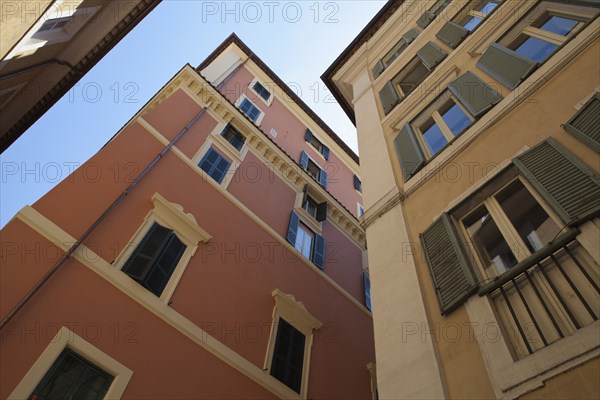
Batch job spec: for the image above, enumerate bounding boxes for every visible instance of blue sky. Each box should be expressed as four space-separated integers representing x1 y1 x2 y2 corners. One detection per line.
0 1 385 227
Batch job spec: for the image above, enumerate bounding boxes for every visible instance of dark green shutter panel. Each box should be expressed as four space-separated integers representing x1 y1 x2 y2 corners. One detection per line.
305 129 313 142
394 124 426 181
513 138 600 226
313 234 326 270
402 28 420 44
300 151 309 170
322 145 330 161
287 212 300 245
477 43 537 89
316 202 327 222
417 11 435 28
416 42 447 70
373 60 385 79
448 71 502 117
421 213 478 315
379 81 400 115
436 21 469 49
564 92 600 152
363 272 372 311
319 169 328 189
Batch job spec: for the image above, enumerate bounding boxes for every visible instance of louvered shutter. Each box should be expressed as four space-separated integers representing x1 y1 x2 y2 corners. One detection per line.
286 212 300 245
305 129 313 142
353 175 362 192
448 71 502 117
402 28 420 44
313 234 326 270
394 124 426 181
300 151 309 170
379 81 400 115
421 213 478 315
477 43 537 89
564 92 600 152
436 21 469 49
513 138 600 226
416 42 447 70
322 145 330 161
319 169 328 189
373 61 385 79
316 202 328 222
417 11 435 28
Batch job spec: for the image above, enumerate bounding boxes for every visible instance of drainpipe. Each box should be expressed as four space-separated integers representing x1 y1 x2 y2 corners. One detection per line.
0 107 207 331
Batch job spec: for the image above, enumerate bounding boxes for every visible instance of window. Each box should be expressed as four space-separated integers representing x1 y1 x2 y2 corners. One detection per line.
220 124 245 151
252 81 272 102
354 175 362 193
459 1 500 31
477 2 597 89
304 129 330 160
414 97 473 157
302 190 328 222
122 222 187 297
30 349 113 400
303 196 318 218
199 148 231 184
270 318 306 393
299 151 329 189
372 28 420 79
417 0 452 29
295 222 315 260
437 1 503 49
287 212 326 269
239 97 262 123
393 58 431 99
363 271 372 311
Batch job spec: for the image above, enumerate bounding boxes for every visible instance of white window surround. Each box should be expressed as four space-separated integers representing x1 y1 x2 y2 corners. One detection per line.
8 326 133 400
264 289 322 399
2 1 100 61
249 78 274 106
234 94 265 126
112 193 211 303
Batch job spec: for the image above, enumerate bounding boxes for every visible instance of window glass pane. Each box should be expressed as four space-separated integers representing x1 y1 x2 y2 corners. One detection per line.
478 1 498 14
303 197 317 218
539 15 578 36
463 16 483 31
464 206 518 275
294 224 313 260
421 120 448 155
398 61 430 96
496 180 561 253
514 36 558 63
441 103 471 136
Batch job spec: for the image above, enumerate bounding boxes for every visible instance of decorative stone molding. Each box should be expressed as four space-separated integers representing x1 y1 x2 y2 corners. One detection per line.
272 289 323 335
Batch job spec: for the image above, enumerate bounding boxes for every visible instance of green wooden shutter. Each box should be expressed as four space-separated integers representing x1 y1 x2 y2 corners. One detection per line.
564 92 600 152
477 43 537 89
402 28 420 44
448 71 503 117
287 212 300 245
513 138 600 226
379 81 400 115
416 42 447 70
313 234 326 270
373 60 385 79
417 11 435 28
394 124 426 181
436 21 469 49
421 213 478 315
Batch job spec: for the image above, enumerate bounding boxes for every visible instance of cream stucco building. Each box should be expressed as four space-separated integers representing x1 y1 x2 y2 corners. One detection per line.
324 0 600 398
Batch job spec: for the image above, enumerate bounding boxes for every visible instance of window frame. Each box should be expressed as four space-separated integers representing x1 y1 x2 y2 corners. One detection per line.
249 78 273 105
264 289 322 399
112 193 211 303
412 92 475 159
235 95 265 125
220 124 246 152
8 327 133 400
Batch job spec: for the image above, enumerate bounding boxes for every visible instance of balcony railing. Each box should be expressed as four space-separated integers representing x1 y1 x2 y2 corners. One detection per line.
480 231 599 359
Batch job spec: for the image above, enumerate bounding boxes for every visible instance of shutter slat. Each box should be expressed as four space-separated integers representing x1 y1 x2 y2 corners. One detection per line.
448 71 502 117
564 93 600 152
394 124 426 181
477 43 537 89
421 213 478 315
416 41 447 70
379 81 400 115
436 21 469 49
514 139 600 225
